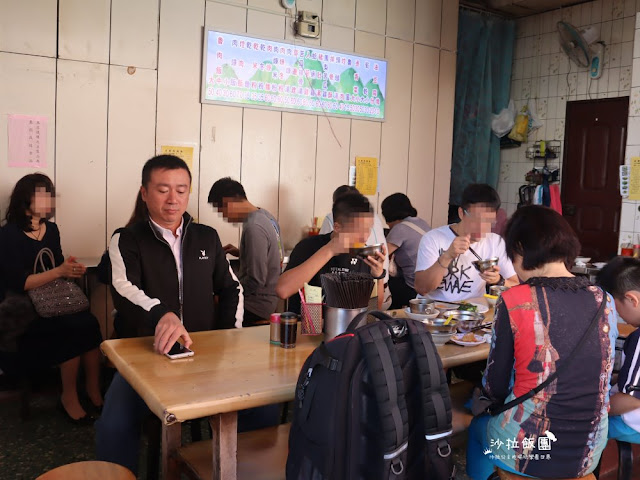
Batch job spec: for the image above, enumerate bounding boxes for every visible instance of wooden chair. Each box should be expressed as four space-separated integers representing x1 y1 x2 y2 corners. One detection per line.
36 461 135 480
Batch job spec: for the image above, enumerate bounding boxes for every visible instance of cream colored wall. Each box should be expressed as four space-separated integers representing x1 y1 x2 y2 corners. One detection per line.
0 0 458 257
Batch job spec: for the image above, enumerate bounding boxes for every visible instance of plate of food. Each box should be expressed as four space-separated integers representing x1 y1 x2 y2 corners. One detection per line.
450 332 486 346
456 302 489 314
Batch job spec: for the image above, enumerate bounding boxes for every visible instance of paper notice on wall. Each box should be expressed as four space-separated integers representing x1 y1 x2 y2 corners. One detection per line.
7 114 48 168
355 157 378 196
629 157 640 201
160 145 194 172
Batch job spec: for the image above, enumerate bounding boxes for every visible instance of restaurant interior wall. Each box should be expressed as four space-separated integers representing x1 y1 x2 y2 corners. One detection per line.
0 0 459 258
496 0 639 254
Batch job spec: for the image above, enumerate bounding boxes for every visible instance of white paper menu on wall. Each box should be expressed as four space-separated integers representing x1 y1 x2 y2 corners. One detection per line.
7 114 48 168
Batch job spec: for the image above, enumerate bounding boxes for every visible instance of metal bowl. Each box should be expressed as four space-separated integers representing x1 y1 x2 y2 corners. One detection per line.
489 285 509 297
472 257 499 273
441 310 484 333
421 317 458 334
350 243 384 259
409 298 436 314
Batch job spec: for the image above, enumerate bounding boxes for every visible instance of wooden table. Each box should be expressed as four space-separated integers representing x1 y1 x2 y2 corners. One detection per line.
101 317 493 480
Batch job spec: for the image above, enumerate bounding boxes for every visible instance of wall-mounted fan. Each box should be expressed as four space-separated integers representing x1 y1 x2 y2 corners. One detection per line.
557 21 604 79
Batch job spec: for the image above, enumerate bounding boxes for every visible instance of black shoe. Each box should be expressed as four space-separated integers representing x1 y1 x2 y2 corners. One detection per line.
57 400 95 426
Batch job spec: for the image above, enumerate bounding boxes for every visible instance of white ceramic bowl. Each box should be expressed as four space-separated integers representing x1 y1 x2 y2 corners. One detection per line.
430 332 453 346
575 256 591 265
404 307 439 322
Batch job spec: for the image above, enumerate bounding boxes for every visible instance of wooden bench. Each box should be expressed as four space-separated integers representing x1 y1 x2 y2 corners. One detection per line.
177 423 291 480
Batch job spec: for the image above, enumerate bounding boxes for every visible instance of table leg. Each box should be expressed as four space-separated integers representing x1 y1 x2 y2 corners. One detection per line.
161 422 182 480
209 412 238 480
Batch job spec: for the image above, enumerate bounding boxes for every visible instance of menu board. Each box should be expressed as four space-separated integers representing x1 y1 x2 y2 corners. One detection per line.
202 30 387 121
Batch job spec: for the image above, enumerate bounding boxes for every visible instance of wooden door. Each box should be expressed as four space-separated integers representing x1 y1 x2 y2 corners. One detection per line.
562 97 628 261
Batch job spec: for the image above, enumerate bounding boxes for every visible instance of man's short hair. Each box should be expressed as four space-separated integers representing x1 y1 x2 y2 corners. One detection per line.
332 192 372 224
332 185 358 203
208 177 247 208
597 256 640 299
504 205 580 270
461 184 501 211
142 155 192 187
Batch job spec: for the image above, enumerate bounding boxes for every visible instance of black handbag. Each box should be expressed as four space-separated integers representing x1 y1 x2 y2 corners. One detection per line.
27 248 89 318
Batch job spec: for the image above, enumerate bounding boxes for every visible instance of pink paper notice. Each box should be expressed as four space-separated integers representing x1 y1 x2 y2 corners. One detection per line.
8 114 48 168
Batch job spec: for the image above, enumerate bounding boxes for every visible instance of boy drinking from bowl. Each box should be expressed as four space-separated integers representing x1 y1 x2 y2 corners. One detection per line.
415 184 518 303
597 257 640 444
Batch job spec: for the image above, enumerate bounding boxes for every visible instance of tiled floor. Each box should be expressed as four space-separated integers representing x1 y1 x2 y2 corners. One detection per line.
0 376 472 479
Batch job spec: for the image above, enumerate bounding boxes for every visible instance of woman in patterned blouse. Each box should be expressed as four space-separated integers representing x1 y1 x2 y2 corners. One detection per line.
466 206 618 479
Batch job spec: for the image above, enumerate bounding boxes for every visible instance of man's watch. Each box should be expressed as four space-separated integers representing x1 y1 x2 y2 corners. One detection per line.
372 269 386 280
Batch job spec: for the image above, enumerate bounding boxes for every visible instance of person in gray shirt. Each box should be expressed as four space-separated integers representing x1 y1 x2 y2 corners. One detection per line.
208 178 283 326
381 193 431 309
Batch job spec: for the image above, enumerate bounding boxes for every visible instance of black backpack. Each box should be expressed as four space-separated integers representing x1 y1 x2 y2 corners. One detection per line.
286 311 455 480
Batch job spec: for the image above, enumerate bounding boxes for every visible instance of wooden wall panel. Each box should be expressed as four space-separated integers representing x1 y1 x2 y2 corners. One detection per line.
386 0 415 42
55 60 108 257
106 66 157 238
58 0 111 63
432 50 456 227
156 0 205 219
356 0 387 35
0 53 56 219
323 0 356 28
279 113 318 248
205 1 247 30
352 31 385 211
415 0 442 47
320 24 355 52
248 0 283 13
110 0 160 69
247 9 285 40
314 117 351 219
441 0 459 52
408 44 439 224
199 105 243 248
241 109 282 220
379 38 413 210
0 0 57 57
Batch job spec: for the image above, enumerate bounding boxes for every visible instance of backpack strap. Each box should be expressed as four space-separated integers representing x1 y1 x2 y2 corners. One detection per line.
405 320 455 479
358 320 409 479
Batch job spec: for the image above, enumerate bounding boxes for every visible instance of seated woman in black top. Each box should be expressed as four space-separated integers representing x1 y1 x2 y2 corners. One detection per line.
0 174 103 423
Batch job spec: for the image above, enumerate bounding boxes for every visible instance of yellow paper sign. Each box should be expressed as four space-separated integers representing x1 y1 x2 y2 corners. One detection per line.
160 145 194 172
630 157 640 200
355 157 378 196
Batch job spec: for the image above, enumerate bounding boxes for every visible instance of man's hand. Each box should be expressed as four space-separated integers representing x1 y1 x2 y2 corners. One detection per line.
327 231 359 256
224 244 240 257
480 265 502 285
154 312 193 354
444 234 470 261
364 244 386 278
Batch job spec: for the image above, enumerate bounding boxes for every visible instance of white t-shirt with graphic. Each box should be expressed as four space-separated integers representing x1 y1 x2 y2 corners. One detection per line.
415 225 516 302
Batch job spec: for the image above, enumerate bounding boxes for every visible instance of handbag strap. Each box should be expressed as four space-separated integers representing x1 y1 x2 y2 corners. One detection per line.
489 294 607 416
400 220 427 237
33 247 56 274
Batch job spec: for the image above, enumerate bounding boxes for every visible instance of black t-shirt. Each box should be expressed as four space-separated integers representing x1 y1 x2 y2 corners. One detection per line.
284 233 370 313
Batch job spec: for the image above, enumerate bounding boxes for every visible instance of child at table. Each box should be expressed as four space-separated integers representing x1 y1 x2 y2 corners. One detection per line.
597 257 640 443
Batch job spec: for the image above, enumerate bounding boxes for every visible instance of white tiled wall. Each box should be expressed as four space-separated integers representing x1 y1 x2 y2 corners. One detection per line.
618 12 640 249
498 0 636 217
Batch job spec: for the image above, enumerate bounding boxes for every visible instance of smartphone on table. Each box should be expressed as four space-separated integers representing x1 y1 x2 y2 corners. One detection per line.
165 341 194 359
